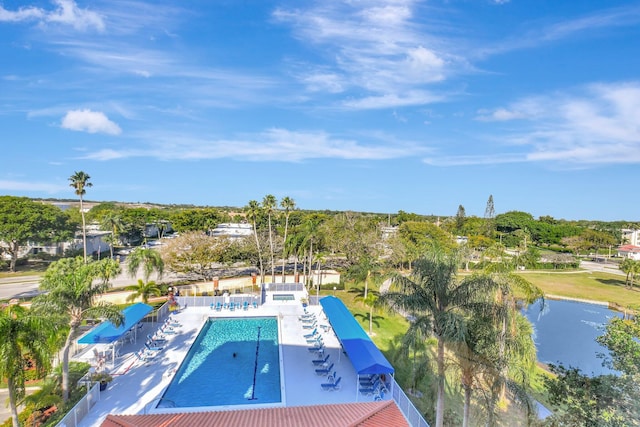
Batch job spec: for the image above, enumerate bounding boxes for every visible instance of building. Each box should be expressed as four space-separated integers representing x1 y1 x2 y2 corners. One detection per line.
617 244 640 261
621 229 640 246
210 223 254 239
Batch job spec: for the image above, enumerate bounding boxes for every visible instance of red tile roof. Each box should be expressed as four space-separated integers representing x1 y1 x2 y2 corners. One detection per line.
618 245 640 253
101 401 410 427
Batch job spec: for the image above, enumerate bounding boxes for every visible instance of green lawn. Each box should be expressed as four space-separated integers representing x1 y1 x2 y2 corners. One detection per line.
517 270 640 309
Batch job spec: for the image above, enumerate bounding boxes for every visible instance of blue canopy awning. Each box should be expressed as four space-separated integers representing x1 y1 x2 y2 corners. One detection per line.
78 302 153 344
320 296 394 375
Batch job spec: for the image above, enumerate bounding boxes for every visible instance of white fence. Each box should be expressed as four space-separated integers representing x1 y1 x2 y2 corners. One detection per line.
390 376 430 427
55 383 100 427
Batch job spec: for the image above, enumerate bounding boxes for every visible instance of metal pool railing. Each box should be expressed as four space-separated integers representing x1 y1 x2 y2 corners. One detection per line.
390 376 431 427
55 382 100 427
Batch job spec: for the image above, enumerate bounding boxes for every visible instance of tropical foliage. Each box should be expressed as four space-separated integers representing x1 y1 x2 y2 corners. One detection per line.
33 257 124 401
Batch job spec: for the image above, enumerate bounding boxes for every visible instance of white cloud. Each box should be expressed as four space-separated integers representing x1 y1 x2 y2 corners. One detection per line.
0 5 44 22
0 0 104 31
447 81 640 166
81 128 426 162
61 109 122 135
273 1 457 108
0 180 66 193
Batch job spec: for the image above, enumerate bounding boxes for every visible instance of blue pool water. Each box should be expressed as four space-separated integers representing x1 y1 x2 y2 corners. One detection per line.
523 299 622 376
159 316 281 407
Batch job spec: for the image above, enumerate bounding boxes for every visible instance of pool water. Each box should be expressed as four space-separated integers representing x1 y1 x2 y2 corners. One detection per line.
159 316 281 407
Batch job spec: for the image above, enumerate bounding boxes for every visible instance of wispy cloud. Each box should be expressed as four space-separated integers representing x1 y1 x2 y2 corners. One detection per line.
480 4 640 57
0 179 67 193
273 0 460 109
61 109 122 135
81 128 426 162
0 0 105 31
432 81 640 166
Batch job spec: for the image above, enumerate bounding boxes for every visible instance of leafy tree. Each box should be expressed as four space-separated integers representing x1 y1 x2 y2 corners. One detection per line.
100 212 124 259
596 315 640 377
0 304 56 427
380 244 497 427
484 195 496 237
619 258 639 289
280 196 296 283
127 247 164 282
544 365 637 427
455 205 466 233
33 257 124 401
262 194 278 283
69 171 92 263
0 196 74 272
125 279 162 304
495 211 535 234
169 208 228 233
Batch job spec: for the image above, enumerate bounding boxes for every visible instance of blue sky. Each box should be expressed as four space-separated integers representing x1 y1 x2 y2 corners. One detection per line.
1 0 639 221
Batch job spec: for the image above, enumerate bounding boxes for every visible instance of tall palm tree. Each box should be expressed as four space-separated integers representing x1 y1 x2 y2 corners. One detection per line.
380 243 497 427
126 247 164 282
33 257 124 401
262 194 277 283
0 304 56 427
100 213 123 260
280 196 296 283
246 200 265 284
69 171 92 264
125 279 162 304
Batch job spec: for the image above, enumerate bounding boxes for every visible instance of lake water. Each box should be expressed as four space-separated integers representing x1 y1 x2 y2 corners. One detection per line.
523 298 622 376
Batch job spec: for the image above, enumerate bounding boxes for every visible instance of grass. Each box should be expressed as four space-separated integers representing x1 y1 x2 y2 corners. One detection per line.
517 270 640 308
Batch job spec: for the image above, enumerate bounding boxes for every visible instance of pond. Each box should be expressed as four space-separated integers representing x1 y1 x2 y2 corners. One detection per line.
523 298 622 376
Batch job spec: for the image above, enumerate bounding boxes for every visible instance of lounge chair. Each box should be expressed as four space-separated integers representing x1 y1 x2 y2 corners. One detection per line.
252 301 258 309
321 376 342 391
359 374 379 385
306 336 323 344
147 334 168 345
210 303 215 310
302 321 317 330
311 353 330 366
145 341 164 352
303 328 318 338
229 302 235 311
315 362 334 375
308 342 324 352
299 313 315 321
243 301 249 311
359 379 382 395
134 350 157 363
300 316 316 324
216 302 222 311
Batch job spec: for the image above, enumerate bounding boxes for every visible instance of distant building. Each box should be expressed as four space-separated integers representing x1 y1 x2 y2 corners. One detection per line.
621 229 640 246
617 244 640 261
210 223 253 239
380 226 398 240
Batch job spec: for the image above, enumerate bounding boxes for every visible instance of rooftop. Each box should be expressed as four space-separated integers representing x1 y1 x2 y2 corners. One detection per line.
72 294 410 427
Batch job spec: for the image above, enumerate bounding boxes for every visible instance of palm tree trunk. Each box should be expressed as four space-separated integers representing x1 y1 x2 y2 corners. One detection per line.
253 220 265 284
80 194 88 263
462 384 472 427
7 377 19 427
61 326 76 401
281 216 289 283
268 214 275 283
435 338 446 427
369 306 373 334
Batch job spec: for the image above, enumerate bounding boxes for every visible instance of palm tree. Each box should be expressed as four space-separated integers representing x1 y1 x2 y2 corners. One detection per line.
280 196 296 283
620 258 639 289
0 304 56 427
69 171 93 264
33 257 124 401
380 243 497 427
100 213 123 260
246 200 265 284
126 247 164 282
262 194 277 283
125 279 162 304
355 290 379 335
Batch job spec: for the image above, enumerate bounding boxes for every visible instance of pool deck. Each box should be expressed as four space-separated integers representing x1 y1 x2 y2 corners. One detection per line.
75 299 386 427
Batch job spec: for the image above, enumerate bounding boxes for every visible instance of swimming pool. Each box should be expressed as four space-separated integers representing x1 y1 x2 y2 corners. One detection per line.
159 316 281 407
